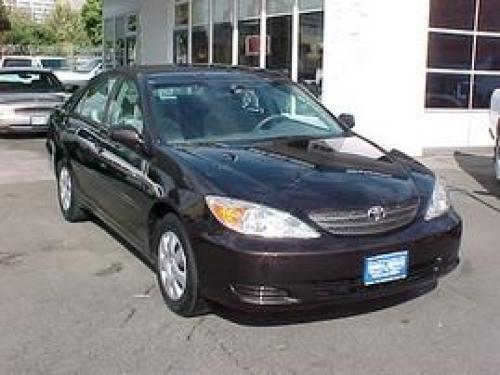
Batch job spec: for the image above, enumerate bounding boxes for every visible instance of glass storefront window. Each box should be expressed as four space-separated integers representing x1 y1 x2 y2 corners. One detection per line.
426 73 470 109
238 1 261 67
479 0 500 32
299 0 323 11
429 0 476 30
239 0 260 20
192 0 209 63
473 75 500 108
266 15 292 74
115 16 126 67
213 0 232 64
427 33 473 70
104 18 115 70
175 1 189 26
299 12 323 95
267 0 293 16
426 0 500 109
174 30 188 64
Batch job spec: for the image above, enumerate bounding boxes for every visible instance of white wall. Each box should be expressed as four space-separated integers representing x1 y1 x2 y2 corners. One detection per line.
104 0 174 65
322 0 493 155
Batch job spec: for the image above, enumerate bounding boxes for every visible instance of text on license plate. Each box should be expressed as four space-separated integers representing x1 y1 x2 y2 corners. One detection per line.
364 251 409 286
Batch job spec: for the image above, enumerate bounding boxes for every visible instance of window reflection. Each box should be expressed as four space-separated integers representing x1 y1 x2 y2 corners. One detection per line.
426 73 470 109
299 12 323 96
473 75 500 108
266 15 292 75
174 30 188 64
239 19 261 67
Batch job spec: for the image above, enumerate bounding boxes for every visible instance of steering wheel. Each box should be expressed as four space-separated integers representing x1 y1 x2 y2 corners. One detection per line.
252 114 289 132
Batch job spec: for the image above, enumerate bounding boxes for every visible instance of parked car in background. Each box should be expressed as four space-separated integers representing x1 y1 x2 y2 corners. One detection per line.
61 58 103 90
47 66 462 316
490 89 500 181
0 68 69 134
0 56 73 83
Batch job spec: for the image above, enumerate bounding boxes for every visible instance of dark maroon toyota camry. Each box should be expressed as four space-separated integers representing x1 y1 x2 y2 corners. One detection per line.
46 66 462 316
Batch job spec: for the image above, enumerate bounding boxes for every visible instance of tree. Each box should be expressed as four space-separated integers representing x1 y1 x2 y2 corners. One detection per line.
0 0 11 33
43 0 88 46
4 10 37 46
81 0 102 46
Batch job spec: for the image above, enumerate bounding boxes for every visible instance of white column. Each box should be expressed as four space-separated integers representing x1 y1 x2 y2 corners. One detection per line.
322 0 428 155
291 0 299 81
259 0 266 68
232 0 239 65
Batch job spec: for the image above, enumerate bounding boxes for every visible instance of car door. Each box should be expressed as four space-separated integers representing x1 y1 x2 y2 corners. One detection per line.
95 78 158 248
64 74 118 214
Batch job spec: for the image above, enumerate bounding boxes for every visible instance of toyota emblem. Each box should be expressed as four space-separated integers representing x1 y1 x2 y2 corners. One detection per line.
367 206 386 222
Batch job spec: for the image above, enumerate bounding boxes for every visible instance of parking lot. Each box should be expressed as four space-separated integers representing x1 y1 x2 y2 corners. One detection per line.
0 137 499 375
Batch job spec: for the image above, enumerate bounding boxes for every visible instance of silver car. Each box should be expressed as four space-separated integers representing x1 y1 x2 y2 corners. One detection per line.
0 68 69 134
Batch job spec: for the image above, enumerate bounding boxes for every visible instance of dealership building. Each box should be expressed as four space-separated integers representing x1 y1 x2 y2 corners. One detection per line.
103 0 498 155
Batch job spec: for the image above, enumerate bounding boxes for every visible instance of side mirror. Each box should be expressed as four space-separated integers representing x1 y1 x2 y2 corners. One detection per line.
64 84 80 94
339 113 355 129
110 125 145 152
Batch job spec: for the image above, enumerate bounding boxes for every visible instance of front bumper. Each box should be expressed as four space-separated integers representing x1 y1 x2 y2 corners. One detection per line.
193 211 462 311
0 116 49 134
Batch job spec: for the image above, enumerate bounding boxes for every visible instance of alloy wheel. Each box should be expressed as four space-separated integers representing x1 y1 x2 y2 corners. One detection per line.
158 231 187 301
59 166 72 212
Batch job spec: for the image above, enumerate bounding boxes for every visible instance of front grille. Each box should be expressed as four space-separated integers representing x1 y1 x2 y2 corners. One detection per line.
310 199 420 236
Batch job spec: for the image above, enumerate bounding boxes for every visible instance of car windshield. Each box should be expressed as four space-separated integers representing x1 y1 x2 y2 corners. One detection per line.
0 72 63 92
76 59 101 73
149 76 345 144
41 59 70 70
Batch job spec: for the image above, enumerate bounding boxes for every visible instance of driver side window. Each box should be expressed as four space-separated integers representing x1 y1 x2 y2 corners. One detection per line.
107 79 144 134
75 76 116 126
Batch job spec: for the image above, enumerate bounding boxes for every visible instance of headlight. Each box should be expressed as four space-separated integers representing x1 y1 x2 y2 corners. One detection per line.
0 105 14 117
425 175 450 221
205 196 320 239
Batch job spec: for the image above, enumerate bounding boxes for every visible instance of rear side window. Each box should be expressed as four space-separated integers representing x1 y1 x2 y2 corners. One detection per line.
74 77 116 126
2 59 33 68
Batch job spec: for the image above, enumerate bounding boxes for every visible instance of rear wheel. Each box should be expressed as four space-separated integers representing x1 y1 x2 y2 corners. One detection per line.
495 140 500 182
154 214 205 317
56 160 88 222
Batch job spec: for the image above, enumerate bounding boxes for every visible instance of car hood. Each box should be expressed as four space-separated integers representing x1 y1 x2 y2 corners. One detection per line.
0 92 67 105
170 135 423 214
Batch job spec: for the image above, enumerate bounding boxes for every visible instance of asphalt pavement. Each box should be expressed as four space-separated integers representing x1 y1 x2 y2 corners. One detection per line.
1 137 499 375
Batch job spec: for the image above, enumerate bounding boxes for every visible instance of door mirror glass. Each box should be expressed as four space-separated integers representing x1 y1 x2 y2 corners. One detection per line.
110 125 144 151
338 113 355 129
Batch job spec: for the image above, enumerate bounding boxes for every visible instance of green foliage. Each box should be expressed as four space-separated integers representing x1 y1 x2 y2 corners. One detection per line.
81 0 102 46
0 0 11 33
2 0 102 47
44 0 88 46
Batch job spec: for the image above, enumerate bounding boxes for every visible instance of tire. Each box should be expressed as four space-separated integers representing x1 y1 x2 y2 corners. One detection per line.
495 140 500 182
56 160 89 222
154 214 205 317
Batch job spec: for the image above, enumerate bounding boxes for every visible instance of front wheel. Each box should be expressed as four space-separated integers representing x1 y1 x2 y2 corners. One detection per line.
154 214 205 317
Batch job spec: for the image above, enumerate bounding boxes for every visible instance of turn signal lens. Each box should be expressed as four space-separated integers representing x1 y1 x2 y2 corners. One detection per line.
205 196 320 239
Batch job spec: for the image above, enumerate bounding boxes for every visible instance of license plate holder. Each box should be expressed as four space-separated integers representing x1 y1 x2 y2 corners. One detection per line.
31 115 48 126
364 251 409 286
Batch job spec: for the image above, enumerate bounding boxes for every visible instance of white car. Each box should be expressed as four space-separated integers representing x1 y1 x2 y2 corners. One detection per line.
490 88 500 181
0 56 71 81
60 58 103 88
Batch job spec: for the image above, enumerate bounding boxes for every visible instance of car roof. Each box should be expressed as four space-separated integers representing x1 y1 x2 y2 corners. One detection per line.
112 64 290 81
0 67 54 74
